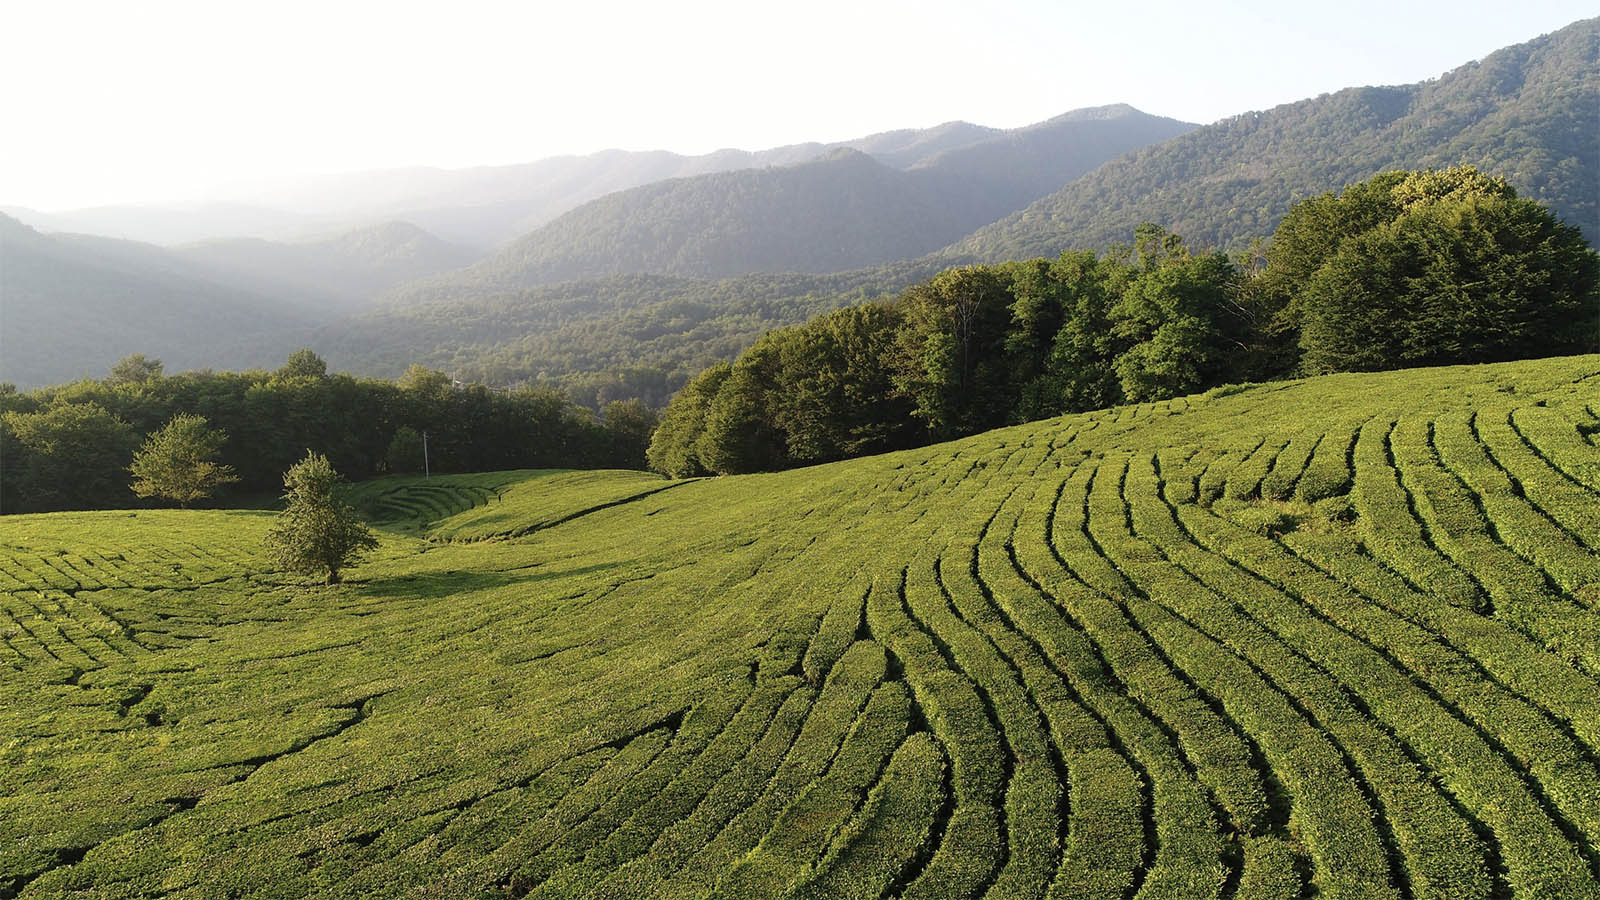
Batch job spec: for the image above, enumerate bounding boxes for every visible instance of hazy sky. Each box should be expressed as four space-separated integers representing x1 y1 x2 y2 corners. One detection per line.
4 0 1593 211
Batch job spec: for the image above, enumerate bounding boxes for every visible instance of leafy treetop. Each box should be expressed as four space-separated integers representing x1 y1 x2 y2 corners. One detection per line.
128 413 239 508
106 354 164 386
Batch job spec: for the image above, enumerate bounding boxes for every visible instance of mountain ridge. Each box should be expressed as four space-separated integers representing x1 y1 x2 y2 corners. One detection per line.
5 104 1189 251
0 214 324 388
939 16 1599 262
389 106 1195 300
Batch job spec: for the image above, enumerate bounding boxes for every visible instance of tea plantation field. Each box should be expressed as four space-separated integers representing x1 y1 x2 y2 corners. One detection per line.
4 356 1599 899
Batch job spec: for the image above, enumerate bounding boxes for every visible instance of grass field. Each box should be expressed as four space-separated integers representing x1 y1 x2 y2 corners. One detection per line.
3 356 1599 899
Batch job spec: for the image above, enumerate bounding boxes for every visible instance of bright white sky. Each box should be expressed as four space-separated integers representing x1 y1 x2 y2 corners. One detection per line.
3 0 1593 211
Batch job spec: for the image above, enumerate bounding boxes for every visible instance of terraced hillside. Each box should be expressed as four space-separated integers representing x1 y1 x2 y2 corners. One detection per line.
4 356 1599 899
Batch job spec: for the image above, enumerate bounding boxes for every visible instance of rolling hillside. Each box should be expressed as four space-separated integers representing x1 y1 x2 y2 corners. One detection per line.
947 16 1599 261
4 354 1598 898
0 214 323 388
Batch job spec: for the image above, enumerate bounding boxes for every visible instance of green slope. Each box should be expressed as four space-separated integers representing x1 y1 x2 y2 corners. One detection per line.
4 355 1599 899
946 17 1600 261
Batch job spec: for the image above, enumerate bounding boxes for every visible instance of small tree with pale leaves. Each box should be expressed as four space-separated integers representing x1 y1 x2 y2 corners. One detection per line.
129 414 238 508
264 451 378 585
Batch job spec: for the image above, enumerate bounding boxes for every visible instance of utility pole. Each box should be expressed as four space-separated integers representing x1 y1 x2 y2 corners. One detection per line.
422 430 430 479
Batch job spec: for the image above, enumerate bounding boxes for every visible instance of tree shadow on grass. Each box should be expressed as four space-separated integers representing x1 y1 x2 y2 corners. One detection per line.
351 561 624 600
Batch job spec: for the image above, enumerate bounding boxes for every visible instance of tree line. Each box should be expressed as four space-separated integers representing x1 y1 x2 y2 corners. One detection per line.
649 167 1598 477
0 350 657 513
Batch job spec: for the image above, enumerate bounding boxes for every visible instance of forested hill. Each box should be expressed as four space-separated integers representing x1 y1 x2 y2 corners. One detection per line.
316 263 945 408
439 149 983 287
0 214 323 388
945 17 1599 262
176 221 477 312
389 107 1193 301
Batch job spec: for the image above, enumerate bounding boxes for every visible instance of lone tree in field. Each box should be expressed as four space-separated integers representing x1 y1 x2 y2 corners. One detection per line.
129 414 239 508
264 451 378 585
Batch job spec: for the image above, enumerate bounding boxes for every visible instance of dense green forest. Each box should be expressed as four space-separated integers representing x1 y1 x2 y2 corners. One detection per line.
649 168 1599 475
948 17 1599 261
0 351 655 514
319 264 943 408
12 165 1593 512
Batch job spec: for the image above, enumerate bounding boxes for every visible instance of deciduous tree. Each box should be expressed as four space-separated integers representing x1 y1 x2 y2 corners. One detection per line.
647 363 731 478
1295 168 1598 373
277 349 328 379
106 354 163 386
264 451 378 584
2 403 135 512
382 426 426 474
129 414 238 507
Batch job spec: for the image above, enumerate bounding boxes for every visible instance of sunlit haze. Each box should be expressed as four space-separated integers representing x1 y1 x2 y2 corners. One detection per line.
3 0 1593 210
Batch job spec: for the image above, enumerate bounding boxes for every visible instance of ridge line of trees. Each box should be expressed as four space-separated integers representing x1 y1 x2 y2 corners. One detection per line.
648 167 1598 477
1 351 657 513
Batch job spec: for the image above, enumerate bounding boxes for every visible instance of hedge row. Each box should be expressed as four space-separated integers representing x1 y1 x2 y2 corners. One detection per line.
1349 418 1484 609
1390 415 1600 673
1092 454 1398 900
1512 404 1600 491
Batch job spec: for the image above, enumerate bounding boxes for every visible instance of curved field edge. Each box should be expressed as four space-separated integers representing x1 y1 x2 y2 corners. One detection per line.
0 354 1596 900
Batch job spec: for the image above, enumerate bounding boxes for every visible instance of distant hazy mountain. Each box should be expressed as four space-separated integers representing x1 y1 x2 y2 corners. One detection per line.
6 106 1191 252
944 17 1600 261
391 106 1194 299
199 120 1036 248
19 17 1593 401
0 215 321 388
3 202 327 247
2 105 1189 389
177 221 478 311
407 150 970 291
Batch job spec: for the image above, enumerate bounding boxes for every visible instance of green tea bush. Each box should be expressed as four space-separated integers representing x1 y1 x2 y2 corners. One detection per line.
3 355 1596 899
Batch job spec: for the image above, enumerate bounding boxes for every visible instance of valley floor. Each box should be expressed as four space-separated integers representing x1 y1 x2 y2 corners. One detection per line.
3 356 1599 899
